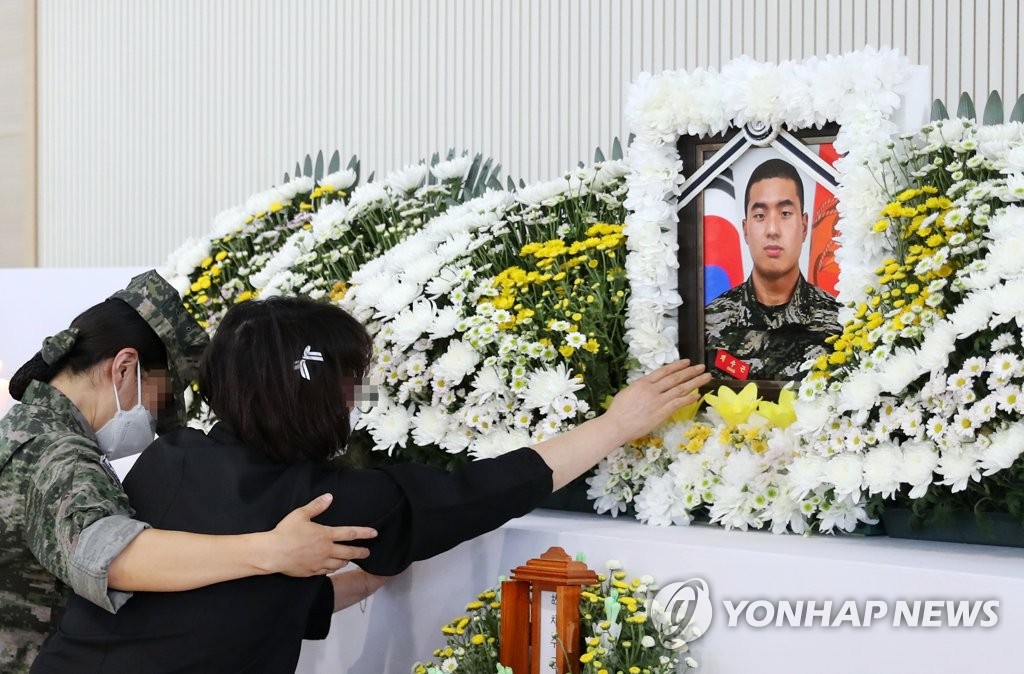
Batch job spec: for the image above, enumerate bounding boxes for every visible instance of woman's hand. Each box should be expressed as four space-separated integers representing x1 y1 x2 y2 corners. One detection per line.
532 359 711 490
601 359 711 448
330 569 391 612
264 494 378 576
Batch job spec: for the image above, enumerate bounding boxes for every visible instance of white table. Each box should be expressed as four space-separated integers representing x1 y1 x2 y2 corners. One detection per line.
298 509 1024 674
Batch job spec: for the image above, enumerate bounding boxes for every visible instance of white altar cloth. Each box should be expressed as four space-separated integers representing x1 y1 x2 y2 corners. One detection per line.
298 509 1024 674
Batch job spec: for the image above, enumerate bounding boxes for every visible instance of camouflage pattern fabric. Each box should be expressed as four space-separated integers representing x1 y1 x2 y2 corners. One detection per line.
39 328 80 366
0 382 133 673
704 274 841 380
110 270 209 433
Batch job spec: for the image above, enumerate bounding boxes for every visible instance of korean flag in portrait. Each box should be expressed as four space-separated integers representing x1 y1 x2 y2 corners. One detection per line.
703 143 842 305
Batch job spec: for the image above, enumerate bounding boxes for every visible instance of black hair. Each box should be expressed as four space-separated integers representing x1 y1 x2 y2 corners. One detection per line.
743 158 805 215
9 299 168 401
199 296 373 463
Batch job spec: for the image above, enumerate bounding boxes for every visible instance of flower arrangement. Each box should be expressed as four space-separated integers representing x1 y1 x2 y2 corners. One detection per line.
583 383 862 533
159 47 1024 537
163 171 349 331
600 48 918 533
345 162 633 466
790 118 1024 524
161 153 497 421
413 561 698 674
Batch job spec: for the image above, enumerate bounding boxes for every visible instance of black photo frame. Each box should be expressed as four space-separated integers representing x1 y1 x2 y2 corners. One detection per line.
676 122 843 400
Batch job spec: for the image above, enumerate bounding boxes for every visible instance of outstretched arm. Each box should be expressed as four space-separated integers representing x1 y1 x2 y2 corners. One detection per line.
106 493 378 592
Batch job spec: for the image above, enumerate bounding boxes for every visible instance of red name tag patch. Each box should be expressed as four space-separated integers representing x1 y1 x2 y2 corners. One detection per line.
714 349 751 380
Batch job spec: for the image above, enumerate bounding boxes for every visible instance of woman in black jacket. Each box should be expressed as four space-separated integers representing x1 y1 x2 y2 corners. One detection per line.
33 295 710 673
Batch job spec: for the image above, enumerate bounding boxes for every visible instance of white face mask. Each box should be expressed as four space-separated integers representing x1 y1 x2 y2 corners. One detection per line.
95 362 157 460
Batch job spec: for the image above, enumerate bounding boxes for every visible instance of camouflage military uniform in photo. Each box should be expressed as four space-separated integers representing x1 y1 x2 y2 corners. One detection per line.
704 274 842 380
0 271 207 673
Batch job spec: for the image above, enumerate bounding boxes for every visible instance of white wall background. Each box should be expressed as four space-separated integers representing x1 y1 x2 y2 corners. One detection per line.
36 0 1024 267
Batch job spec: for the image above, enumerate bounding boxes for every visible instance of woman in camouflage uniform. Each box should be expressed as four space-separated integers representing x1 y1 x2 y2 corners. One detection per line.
34 295 712 673
0 271 376 673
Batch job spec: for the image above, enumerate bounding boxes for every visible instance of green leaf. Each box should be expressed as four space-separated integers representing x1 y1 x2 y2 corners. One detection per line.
327 150 341 174
956 92 976 120
982 91 1003 125
930 98 949 121
314 151 324 181
1010 94 1024 123
303 155 314 177
472 158 494 198
611 137 623 160
486 162 503 191
506 176 517 192
593 146 606 163
462 154 481 194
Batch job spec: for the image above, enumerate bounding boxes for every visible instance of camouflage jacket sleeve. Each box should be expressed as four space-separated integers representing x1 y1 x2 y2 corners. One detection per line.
22 433 149 612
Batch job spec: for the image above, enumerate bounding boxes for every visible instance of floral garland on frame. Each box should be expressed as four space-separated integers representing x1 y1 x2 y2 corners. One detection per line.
791 119 1024 522
592 48 920 531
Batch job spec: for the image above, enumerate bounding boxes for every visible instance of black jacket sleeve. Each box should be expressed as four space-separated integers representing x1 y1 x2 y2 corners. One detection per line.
321 447 552 577
303 577 334 640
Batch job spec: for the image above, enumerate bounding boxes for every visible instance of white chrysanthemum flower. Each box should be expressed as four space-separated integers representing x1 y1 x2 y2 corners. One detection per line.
937 448 981 492
877 348 925 394
431 156 473 181
995 385 1024 414
428 306 461 340
432 340 480 386
469 428 532 460
586 465 629 516
968 395 998 424
348 182 391 210
366 401 411 452
319 168 358 191
517 177 571 206
469 367 510 404
901 442 939 498
392 300 436 349
244 187 287 216
375 281 422 318
520 364 585 416
565 332 587 348
823 453 863 501
309 200 350 241
440 427 471 454
785 455 826 500
384 163 429 193
411 406 450 446
980 424 1024 475
862 444 902 498
817 496 871 533
424 266 464 297
278 175 315 200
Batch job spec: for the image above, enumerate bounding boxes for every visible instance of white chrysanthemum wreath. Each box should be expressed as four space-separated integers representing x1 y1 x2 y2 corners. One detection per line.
592 48 923 532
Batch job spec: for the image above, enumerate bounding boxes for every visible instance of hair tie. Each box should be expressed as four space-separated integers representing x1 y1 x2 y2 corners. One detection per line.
40 327 81 366
294 345 324 380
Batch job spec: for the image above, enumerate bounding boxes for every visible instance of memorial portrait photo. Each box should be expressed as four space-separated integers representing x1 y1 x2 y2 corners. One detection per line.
677 127 845 385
